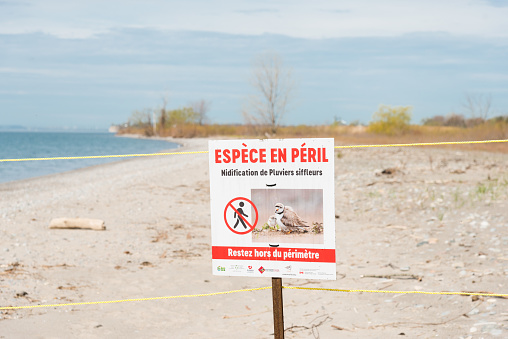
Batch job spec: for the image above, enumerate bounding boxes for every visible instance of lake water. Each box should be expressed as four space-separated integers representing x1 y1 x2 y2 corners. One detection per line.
0 132 178 184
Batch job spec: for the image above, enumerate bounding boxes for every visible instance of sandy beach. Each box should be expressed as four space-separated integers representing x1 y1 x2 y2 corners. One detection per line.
1 137 507 338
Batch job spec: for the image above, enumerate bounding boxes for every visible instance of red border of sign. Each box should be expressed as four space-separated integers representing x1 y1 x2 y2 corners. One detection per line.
212 246 336 263
224 197 258 235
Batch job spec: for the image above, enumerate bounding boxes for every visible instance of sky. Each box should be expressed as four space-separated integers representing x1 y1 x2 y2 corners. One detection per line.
0 0 507 129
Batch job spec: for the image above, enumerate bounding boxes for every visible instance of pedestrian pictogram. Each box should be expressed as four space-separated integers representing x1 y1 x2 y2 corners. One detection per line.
224 197 258 235
234 202 248 229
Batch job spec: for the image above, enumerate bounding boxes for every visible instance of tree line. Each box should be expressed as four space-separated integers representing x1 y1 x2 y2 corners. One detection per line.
123 98 211 137
119 53 507 138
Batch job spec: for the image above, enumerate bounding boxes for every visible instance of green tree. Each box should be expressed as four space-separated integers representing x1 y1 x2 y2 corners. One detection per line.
166 107 198 126
368 105 412 135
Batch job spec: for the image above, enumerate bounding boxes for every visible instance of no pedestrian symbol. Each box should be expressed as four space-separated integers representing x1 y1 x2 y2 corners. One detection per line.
224 197 258 235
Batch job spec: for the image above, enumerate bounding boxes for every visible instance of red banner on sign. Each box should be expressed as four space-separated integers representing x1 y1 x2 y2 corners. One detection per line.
212 246 335 263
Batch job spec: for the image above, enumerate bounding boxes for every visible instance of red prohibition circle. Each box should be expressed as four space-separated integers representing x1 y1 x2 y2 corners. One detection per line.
224 197 259 235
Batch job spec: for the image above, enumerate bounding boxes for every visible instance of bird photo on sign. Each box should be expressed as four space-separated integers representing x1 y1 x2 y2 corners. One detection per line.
251 188 324 245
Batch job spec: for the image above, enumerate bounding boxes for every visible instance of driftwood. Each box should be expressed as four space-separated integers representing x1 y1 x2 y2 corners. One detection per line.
49 218 106 231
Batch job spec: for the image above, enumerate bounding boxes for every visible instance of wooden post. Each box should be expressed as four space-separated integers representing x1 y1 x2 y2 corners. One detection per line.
272 277 284 339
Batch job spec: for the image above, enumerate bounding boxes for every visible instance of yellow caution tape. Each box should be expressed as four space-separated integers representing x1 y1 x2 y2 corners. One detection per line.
333 139 508 149
0 150 208 162
282 286 508 297
2 286 506 311
1 139 507 163
0 286 272 310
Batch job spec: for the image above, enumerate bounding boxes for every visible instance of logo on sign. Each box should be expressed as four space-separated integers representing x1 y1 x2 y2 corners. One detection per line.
258 266 265 274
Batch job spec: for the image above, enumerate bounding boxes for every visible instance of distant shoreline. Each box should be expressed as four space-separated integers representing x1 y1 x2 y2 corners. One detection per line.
115 133 184 148
0 133 182 185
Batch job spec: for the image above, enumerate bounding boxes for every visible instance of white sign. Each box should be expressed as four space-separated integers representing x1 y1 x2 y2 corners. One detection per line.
209 138 336 280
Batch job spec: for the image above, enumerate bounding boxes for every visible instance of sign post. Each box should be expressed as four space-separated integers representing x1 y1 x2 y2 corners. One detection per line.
272 277 284 339
209 138 336 336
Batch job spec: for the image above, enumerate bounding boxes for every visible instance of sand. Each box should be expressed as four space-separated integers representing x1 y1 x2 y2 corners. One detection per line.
1 137 507 338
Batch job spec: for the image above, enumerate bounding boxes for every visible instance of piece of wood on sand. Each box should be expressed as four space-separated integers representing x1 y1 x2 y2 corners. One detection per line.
49 218 106 231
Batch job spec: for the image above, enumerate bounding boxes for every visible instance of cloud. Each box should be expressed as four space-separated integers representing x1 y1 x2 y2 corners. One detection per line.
1 0 508 39
320 9 350 14
0 89 27 95
235 9 279 14
0 67 72 76
471 72 508 81
1 26 506 128
0 1 30 6
486 0 508 7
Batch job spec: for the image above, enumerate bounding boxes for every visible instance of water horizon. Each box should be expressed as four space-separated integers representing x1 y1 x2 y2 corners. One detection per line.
0 131 179 184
